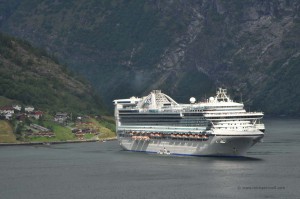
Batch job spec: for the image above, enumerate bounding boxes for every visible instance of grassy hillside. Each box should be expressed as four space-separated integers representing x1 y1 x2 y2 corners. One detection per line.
0 120 16 143
0 96 18 107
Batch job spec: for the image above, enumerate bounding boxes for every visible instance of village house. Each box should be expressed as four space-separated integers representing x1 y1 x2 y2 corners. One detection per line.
54 112 68 124
29 111 43 120
15 113 26 121
28 123 55 138
25 106 35 112
0 105 45 120
0 106 15 120
12 104 22 111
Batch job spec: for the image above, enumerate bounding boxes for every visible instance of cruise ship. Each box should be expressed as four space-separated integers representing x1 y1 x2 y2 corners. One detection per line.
113 88 265 156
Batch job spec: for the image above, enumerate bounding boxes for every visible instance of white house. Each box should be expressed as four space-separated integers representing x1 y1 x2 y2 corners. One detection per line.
54 112 68 124
12 105 22 111
29 111 43 120
0 106 14 115
0 106 15 120
25 106 35 112
4 113 13 120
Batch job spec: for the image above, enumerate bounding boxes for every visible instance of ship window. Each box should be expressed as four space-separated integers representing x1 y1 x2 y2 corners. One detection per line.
118 101 131 104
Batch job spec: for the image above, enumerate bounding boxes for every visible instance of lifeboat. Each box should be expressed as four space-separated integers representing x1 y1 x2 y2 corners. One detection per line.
189 134 195 138
132 135 148 141
158 147 170 155
143 136 150 141
203 135 209 139
132 136 137 140
194 135 200 139
154 133 162 137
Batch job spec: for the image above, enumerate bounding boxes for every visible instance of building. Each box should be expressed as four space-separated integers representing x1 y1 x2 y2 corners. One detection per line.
25 106 35 112
12 105 22 111
0 106 14 120
29 111 43 120
54 112 68 124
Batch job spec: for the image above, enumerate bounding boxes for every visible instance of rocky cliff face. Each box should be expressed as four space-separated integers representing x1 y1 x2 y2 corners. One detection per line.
1 0 299 115
161 0 300 114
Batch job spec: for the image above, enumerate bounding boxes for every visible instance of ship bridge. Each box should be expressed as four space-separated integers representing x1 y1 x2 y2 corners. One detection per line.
137 90 178 109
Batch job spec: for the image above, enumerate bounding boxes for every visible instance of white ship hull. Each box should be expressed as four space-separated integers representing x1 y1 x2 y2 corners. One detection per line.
118 133 264 156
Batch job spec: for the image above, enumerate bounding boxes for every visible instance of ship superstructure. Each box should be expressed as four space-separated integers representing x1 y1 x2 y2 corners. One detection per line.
113 88 264 156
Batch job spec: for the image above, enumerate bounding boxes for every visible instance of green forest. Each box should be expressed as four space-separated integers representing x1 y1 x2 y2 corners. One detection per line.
0 32 105 115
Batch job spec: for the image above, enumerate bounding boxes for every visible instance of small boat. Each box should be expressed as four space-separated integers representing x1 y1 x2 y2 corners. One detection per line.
158 147 170 155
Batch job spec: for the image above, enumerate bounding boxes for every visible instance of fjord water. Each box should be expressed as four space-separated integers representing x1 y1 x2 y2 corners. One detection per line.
0 119 299 199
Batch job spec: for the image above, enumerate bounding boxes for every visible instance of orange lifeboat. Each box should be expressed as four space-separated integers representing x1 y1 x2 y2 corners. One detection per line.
182 134 188 139
194 135 200 139
154 133 162 137
144 136 150 141
203 135 209 139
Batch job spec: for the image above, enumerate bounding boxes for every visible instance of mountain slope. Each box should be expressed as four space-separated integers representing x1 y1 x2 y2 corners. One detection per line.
1 0 299 115
0 32 105 114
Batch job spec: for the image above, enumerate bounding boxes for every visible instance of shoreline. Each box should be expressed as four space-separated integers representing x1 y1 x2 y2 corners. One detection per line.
0 137 117 146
